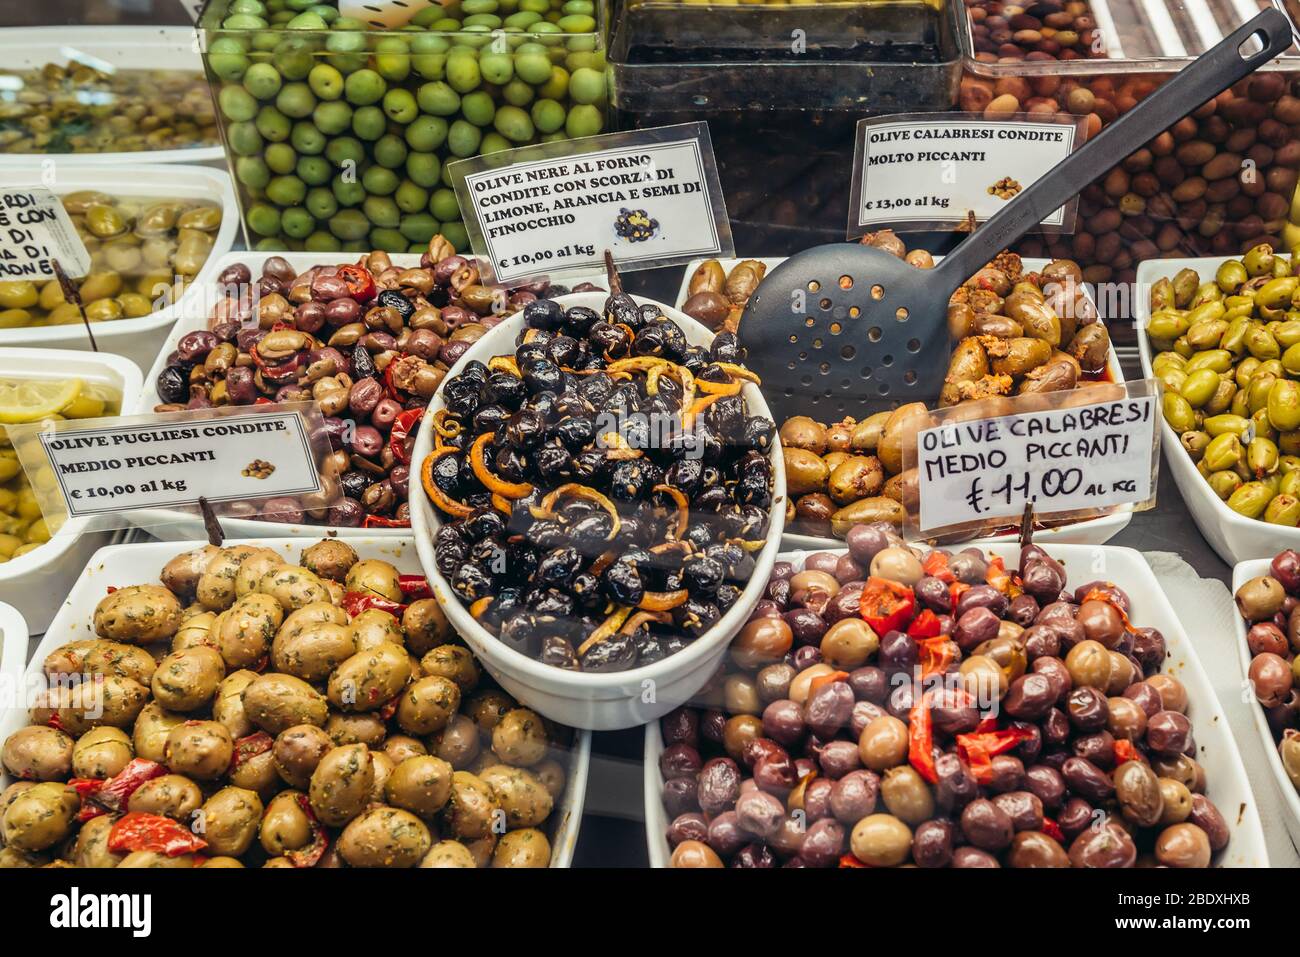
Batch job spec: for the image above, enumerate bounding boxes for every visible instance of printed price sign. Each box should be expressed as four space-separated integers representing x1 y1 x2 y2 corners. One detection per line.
904 381 1160 541
848 112 1085 235
0 187 91 281
7 403 337 529
449 122 732 284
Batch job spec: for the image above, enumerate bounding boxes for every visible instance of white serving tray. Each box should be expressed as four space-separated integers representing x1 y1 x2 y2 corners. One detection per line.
1136 255 1298 565
1231 558 1300 853
409 292 787 731
644 543 1270 867
675 258 1132 550
0 27 224 167
0 536 591 867
0 164 239 373
0 348 143 633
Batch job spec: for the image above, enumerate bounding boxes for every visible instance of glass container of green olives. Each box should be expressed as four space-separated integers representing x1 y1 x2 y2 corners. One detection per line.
0 191 223 330
1147 243 1300 527
199 0 609 255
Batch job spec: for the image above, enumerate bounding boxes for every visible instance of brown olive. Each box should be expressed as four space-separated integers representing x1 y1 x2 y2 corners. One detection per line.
1146 674 1189 714
1235 575 1285 622
670 839 723 868
1006 830 1069 867
879 766 935 825
778 416 828 454
1154 822 1212 868
849 813 912 866
858 715 909 771
1157 778 1194 825
730 618 793 671
820 618 879 670
1114 760 1164 827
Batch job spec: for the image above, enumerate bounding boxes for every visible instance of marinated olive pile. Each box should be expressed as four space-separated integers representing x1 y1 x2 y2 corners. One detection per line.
0 192 223 330
203 0 606 253
681 259 768 334
424 294 777 672
0 539 573 868
661 531 1231 868
0 378 122 563
1234 551 1300 795
0 62 218 155
152 238 593 528
964 0 1106 62
780 251 1111 540
1148 246 1300 525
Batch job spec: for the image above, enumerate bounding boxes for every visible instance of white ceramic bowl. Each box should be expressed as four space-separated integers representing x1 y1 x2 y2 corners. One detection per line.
1136 255 1298 565
0 164 238 372
410 292 788 731
644 543 1270 867
0 27 225 168
0 602 28 712
0 348 143 633
137 251 606 542
0 536 591 867
1231 557 1300 852
676 257 1132 551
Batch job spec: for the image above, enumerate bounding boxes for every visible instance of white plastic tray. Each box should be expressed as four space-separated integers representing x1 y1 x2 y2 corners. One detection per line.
0 164 239 373
1136 255 1296 565
1231 558 1300 853
675 258 1132 550
0 536 591 867
0 27 224 167
410 292 787 731
644 543 1270 867
0 348 143 633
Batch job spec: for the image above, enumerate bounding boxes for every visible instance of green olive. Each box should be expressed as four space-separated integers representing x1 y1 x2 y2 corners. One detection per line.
1220 316 1251 356
1269 380 1300 431
1204 377 1237 416
1266 493 1300 526
1259 277 1300 311
1152 352 1187 376
1172 269 1200 307
1179 368 1221 408
1280 733 1300 789
1208 470 1243 500
1186 319 1228 350
1185 349 1233 374
1204 414 1249 437
1191 281 1224 308
1282 470 1300 497
84 298 124 323
1147 311 1191 343
1216 259 1248 292
85 204 128 238
1243 244 1277 278
1254 406 1279 443
1280 342 1300 376
1275 321 1300 349
1245 325 1281 360
1249 373 1279 414
1157 368 1188 394
1236 356 1262 388
1150 277 1175 311
1180 430 1210 461
1248 438 1280 476
1227 481 1275 518
1162 393 1197 434
1203 432 1245 472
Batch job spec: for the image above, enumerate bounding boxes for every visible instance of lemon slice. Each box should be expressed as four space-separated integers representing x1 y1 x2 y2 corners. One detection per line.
0 379 83 424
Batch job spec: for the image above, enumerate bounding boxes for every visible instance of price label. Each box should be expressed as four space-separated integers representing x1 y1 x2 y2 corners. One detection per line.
7 403 336 526
0 187 91 281
449 122 732 284
904 381 1161 540
848 112 1085 235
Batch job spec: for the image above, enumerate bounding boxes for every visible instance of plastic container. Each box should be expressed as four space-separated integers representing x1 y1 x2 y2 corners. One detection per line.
0 536 591 867
0 26 224 166
609 1 964 251
1135 253 1299 564
675 257 1131 549
0 164 240 373
1231 556 1300 852
0 349 143 634
197 0 610 255
644 542 1271 867
410 292 787 731
958 0 1300 313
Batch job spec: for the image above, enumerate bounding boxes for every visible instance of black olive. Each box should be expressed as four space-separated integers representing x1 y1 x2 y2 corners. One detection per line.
632 324 667 357
156 366 188 404
683 522 714 551
569 511 614 549
571 449 609 482
610 460 653 501
526 519 567 549
602 561 644 605
605 292 642 327
484 372 527 408
552 415 596 451
682 556 725 596
639 302 664 324
635 632 668 666
663 458 703 495
494 446 530 482
705 394 746 441
536 547 582 588
602 383 641 419
443 377 481 418
570 572 603 608
535 444 573 482
469 536 503 569
736 470 771 508
336 470 366 500
521 358 562 394
694 486 731 511
463 506 506 541
681 346 710 375
546 284 571 298
658 320 688 358
480 585 523 630
377 289 414 320
693 423 724 464
435 523 468 550
524 392 557 422
616 515 653 546
352 343 377 381
620 415 651 452
578 371 615 407
589 321 631 358
466 491 494 510
539 636 579 670
428 454 463 496
505 409 545 450
710 332 742 363
661 634 690 656
527 588 575 618
500 613 542 657
742 416 777 452
561 305 598 335
516 342 548 368
523 298 565 331
456 455 482 495
459 360 489 388
655 374 683 405
716 584 741 611
545 335 580 367
473 403 511 435
451 562 494 601
580 631 638 672
678 598 721 636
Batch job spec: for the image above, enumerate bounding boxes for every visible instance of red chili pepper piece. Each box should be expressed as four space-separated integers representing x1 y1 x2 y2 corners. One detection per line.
398 574 433 601
955 727 1035 784
336 264 376 303
94 758 166 814
860 577 916 636
341 591 407 617
285 794 329 868
908 690 938 784
1113 739 1143 765
362 515 411 529
1041 817 1065 843
838 852 868 868
922 551 955 584
389 408 423 465
985 555 1015 595
907 609 942 640
107 812 207 857
230 731 274 771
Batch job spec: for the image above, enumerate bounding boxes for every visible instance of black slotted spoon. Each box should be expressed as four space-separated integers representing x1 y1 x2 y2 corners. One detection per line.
740 7 1295 421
